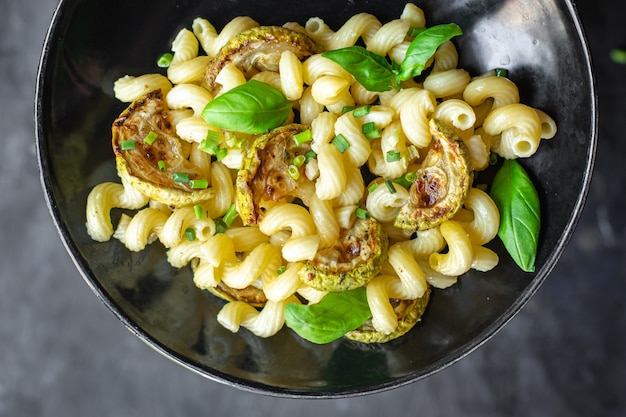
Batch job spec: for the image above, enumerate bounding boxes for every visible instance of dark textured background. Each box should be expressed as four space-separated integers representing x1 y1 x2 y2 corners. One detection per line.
2 0 624 415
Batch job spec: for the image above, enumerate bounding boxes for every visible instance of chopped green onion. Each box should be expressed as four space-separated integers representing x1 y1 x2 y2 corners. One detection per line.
355 207 370 219
214 218 227 234
276 265 287 275
121 140 135 150
494 68 508 77
293 154 306 167
332 134 350 153
305 150 317 162
157 53 174 68
342 105 356 114
157 160 166 171
386 150 402 162
287 164 300 180
144 130 158 145
408 26 426 37
489 152 499 165
610 48 626 64
199 130 220 155
190 178 209 189
362 122 381 140
173 172 190 183
185 227 196 241
216 147 228 161
353 105 371 118
368 182 379 193
385 179 396 194
194 204 205 219
293 129 312 145
222 204 239 227
393 172 417 188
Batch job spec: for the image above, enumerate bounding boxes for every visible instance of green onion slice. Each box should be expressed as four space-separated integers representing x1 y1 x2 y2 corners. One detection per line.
293 129 312 146
276 265 287 275
362 122 381 139
194 204 205 219
368 182 379 193
293 154 306 167
287 164 300 180
393 172 417 188
494 68 508 77
121 140 136 150
157 160 166 171
353 105 371 118
386 150 402 162
157 53 174 68
144 131 158 145
332 134 350 153
385 179 396 194
185 227 196 241
305 150 317 162
355 207 370 219
173 172 190 183
222 204 239 227
214 218 227 234
199 130 220 155
342 105 356 114
190 178 209 189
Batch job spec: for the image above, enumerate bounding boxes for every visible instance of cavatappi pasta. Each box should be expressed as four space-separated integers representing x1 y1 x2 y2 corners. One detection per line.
86 3 556 343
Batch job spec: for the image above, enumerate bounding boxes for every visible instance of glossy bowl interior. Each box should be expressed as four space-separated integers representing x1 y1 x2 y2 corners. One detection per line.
36 0 596 397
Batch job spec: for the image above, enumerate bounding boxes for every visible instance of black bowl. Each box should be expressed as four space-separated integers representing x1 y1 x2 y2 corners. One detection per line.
35 0 596 397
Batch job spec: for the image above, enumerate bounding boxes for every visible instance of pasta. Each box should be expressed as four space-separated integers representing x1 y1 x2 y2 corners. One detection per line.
86 4 557 343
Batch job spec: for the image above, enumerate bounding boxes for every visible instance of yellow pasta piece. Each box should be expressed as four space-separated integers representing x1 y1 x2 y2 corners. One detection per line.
86 179 150 242
429 220 474 276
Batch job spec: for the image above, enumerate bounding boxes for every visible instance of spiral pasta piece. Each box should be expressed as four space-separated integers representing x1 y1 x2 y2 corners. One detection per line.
429 220 474 276
86 179 150 242
484 103 542 159
259 203 320 262
217 296 297 338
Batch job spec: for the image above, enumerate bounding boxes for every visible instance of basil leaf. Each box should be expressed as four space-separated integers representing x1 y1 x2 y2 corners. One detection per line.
397 23 463 81
490 159 541 272
201 80 292 134
284 287 371 344
322 46 396 92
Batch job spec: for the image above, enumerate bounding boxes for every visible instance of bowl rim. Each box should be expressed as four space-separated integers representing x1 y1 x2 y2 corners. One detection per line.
34 0 598 398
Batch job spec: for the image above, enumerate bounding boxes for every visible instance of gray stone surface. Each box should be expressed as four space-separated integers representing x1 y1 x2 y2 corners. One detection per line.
1 0 624 415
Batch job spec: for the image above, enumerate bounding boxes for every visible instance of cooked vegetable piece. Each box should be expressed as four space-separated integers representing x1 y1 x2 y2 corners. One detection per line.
299 217 388 293
191 259 267 307
394 119 472 230
346 287 431 343
203 26 323 93
112 89 214 207
236 124 312 225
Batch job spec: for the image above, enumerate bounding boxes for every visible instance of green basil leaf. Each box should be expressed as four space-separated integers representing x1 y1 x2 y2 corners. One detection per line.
322 46 396 92
490 159 541 272
201 80 292 134
397 23 463 81
284 287 372 344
